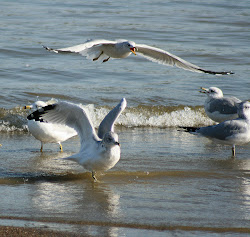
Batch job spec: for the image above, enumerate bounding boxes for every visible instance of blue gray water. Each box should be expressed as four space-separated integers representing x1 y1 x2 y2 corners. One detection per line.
0 0 250 236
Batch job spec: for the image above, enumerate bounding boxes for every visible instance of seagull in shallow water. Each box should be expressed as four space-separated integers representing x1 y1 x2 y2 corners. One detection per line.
180 101 250 157
25 100 77 152
27 98 127 180
43 39 233 75
200 87 242 123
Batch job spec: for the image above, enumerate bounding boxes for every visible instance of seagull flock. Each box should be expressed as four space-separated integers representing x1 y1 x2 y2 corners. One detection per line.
20 38 249 180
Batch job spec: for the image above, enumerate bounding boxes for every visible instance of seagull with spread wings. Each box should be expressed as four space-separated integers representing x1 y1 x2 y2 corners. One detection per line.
43 39 233 75
28 98 127 181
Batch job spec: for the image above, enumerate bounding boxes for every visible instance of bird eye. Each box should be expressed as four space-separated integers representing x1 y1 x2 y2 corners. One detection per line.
107 137 112 142
210 90 214 93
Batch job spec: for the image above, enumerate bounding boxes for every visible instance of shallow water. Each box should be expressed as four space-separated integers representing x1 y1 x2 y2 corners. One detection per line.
0 0 250 236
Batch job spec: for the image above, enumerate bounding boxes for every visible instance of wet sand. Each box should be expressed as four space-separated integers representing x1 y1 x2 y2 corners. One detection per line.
1 224 250 237
0 226 78 237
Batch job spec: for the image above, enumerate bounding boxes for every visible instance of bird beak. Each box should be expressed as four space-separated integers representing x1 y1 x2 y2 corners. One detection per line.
23 105 32 109
199 87 208 93
130 47 136 55
115 142 120 147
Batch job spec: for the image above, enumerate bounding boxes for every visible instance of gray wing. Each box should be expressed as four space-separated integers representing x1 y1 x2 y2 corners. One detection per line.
207 97 241 114
98 98 127 139
197 119 246 140
28 101 100 148
136 44 233 75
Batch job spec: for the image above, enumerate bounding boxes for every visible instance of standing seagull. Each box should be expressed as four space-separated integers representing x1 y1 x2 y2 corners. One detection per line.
180 101 250 157
200 87 242 123
43 39 233 75
27 98 127 180
25 100 77 152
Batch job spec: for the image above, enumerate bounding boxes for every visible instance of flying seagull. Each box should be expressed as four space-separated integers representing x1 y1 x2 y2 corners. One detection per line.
43 39 233 75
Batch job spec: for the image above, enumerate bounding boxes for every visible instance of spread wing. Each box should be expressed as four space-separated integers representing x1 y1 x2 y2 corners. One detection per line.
98 98 127 139
136 44 233 75
43 39 117 61
43 39 115 53
27 101 100 149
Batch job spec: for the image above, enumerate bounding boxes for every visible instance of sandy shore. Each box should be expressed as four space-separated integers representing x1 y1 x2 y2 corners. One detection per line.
0 226 81 237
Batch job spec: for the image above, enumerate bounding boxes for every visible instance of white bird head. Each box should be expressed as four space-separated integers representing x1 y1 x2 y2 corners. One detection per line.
33 101 48 109
200 87 223 99
238 101 250 119
102 131 120 147
23 100 48 110
118 40 136 55
24 99 58 110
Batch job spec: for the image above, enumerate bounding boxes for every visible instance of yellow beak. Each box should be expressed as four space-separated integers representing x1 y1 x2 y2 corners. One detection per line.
130 47 136 55
199 87 208 93
23 105 32 109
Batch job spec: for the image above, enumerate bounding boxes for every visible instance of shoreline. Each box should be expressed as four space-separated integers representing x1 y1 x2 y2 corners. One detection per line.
0 226 79 237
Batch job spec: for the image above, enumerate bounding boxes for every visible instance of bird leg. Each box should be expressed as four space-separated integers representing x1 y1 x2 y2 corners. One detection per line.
40 142 43 152
92 171 97 182
59 143 63 152
93 51 103 61
232 145 236 157
103 57 110 63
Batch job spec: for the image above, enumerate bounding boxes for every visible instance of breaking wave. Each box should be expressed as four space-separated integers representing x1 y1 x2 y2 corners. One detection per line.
0 103 214 133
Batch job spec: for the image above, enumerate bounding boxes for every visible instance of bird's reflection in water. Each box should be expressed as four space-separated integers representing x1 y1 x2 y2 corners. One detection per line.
237 159 250 221
28 149 82 174
31 172 121 236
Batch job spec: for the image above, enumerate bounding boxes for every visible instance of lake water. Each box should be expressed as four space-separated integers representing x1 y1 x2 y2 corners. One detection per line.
0 0 250 236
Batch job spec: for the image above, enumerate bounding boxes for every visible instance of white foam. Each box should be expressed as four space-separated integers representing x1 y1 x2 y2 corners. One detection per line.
0 120 28 132
0 104 215 133
83 105 215 128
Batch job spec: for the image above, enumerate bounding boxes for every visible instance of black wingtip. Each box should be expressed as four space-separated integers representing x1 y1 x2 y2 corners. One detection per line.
27 104 56 122
178 126 199 133
42 45 58 53
27 110 44 122
198 69 234 75
42 45 50 50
